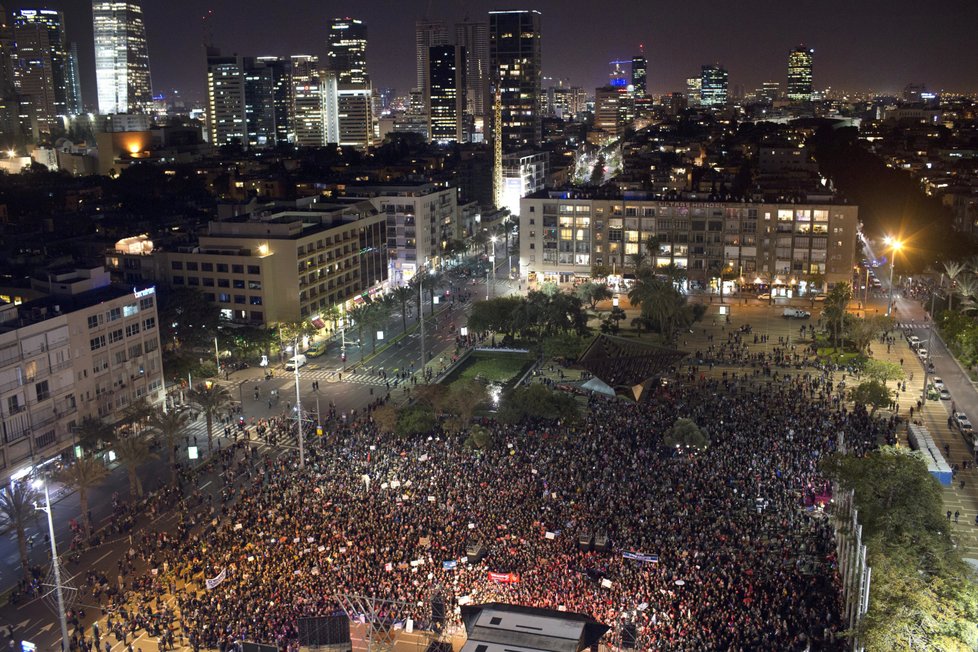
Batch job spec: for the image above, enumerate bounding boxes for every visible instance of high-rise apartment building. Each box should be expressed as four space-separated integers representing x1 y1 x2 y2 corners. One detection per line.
93 0 152 114
242 57 276 148
700 64 728 107
427 44 466 143
206 49 246 147
631 55 647 96
594 85 620 137
327 18 368 88
290 54 337 148
10 8 74 132
66 41 81 114
415 19 447 102
787 46 813 102
455 19 489 130
489 10 542 151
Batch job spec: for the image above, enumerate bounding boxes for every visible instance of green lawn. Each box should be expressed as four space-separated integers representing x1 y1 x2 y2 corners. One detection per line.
456 354 530 383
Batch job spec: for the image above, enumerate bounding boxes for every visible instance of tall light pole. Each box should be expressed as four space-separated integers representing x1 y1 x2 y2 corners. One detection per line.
288 340 306 469
488 236 497 300
34 480 69 651
884 236 903 317
419 262 426 375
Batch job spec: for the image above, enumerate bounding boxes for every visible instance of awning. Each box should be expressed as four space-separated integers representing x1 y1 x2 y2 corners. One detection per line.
311 318 326 329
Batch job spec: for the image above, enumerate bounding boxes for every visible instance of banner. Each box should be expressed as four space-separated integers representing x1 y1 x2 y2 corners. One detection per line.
488 571 520 583
443 560 458 570
622 551 659 563
205 568 227 590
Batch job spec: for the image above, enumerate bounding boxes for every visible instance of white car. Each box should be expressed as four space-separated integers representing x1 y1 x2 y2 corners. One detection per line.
940 388 952 401
932 377 945 389
916 348 928 359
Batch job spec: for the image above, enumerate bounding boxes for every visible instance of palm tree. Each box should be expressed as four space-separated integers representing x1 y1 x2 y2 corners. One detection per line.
0 481 39 580
147 407 190 485
187 384 232 452
323 305 341 334
628 251 647 272
347 303 370 354
55 456 109 534
391 285 414 333
823 282 853 352
113 435 157 498
74 415 116 453
956 276 978 313
944 261 964 312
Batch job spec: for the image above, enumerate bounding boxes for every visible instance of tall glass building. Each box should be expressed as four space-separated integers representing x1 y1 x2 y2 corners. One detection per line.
489 9 542 151
10 8 74 131
700 64 728 107
93 0 152 114
787 46 814 102
327 18 368 88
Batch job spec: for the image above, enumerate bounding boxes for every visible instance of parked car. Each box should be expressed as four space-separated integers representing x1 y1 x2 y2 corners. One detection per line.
939 388 952 400
932 377 945 390
758 293 771 300
782 308 811 319
916 348 928 359
907 335 921 347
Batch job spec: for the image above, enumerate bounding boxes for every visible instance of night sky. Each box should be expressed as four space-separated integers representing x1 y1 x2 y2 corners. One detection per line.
39 0 978 108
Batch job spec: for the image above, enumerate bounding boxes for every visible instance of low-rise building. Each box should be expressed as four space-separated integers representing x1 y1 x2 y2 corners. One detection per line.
519 190 858 291
107 200 388 325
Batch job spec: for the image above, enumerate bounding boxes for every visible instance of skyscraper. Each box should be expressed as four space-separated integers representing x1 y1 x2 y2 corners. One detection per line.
415 19 447 101
787 46 813 102
455 19 489 134
489 9 542 151
326 18 368 88
427 44 466 143
631 55 647 96
93 0 152 114
206 48 246 146
700 64 728 107
11 8 70 132
254 56 293 146
291 54 337 147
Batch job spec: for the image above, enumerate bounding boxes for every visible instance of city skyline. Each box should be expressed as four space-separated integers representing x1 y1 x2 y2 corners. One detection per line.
26 0 978 109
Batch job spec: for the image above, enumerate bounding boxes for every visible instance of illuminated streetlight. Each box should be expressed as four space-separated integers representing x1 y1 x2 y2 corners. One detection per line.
32 478 70 651
884 236 903 317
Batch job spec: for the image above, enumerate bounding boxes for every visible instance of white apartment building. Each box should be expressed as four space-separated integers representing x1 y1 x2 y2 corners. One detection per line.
0 267 163 483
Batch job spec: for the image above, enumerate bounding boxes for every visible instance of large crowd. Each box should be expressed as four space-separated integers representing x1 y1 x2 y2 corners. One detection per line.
68 368 900 652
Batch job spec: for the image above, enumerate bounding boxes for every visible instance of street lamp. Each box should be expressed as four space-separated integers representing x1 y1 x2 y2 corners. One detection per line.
285 342 306 469
489 236 498 300
32 478 69 651
884 236 903 317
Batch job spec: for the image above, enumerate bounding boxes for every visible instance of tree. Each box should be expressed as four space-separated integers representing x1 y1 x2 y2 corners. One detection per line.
395 404 438 438
823 282 853 351
391 285 414 334
542 333 589 362
372 404 398 435
442 379 484 433
0 481 39 580
955 276 978 314
112 435 156 498
862 359 906 384
74 415 116 453
849 380 893 415
498 383 579 424
575 282 612 312
846 317 883 355
464 424 493 450
55 456 109 534
156 287 223 352
943 260 964 312
589 154 606 186
187 384 232 452
662 418 709 450
591 263 612 278
347 304 370 353
147 407 190 485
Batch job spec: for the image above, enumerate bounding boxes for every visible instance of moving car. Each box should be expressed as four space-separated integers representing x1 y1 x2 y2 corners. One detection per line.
782 308 811 319
306 342 327 358
940 388 952 401
285 354 307 371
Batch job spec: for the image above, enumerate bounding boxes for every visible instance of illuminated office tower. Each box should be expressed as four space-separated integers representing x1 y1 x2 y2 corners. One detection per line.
787 45 813 102
290 54 337 147
327 17 368 88
415 19 447 106
92 0 152 114
253 56 292 146
427 44 466 143
11 8 72 131
205 48 245 146
631 55 647 96
700 64 727 107
489 9 542 151
685 77 701 106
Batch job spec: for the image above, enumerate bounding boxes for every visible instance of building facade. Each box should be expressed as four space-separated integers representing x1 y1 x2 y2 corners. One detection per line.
108 201 387 325
205 49 246 146
787 46 814 102
415 19 448 106
10 8 75 132
519 191 858 289
489 10 542 151
0 269 163 484
427 44 466 143
700 64 728 107
631 55 647 96
327 18 368 88
92 0 152 114
455 19 488 133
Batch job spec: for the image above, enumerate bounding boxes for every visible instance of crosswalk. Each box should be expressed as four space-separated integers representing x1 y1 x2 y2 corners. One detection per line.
302 368 388 386
897 322 930 330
